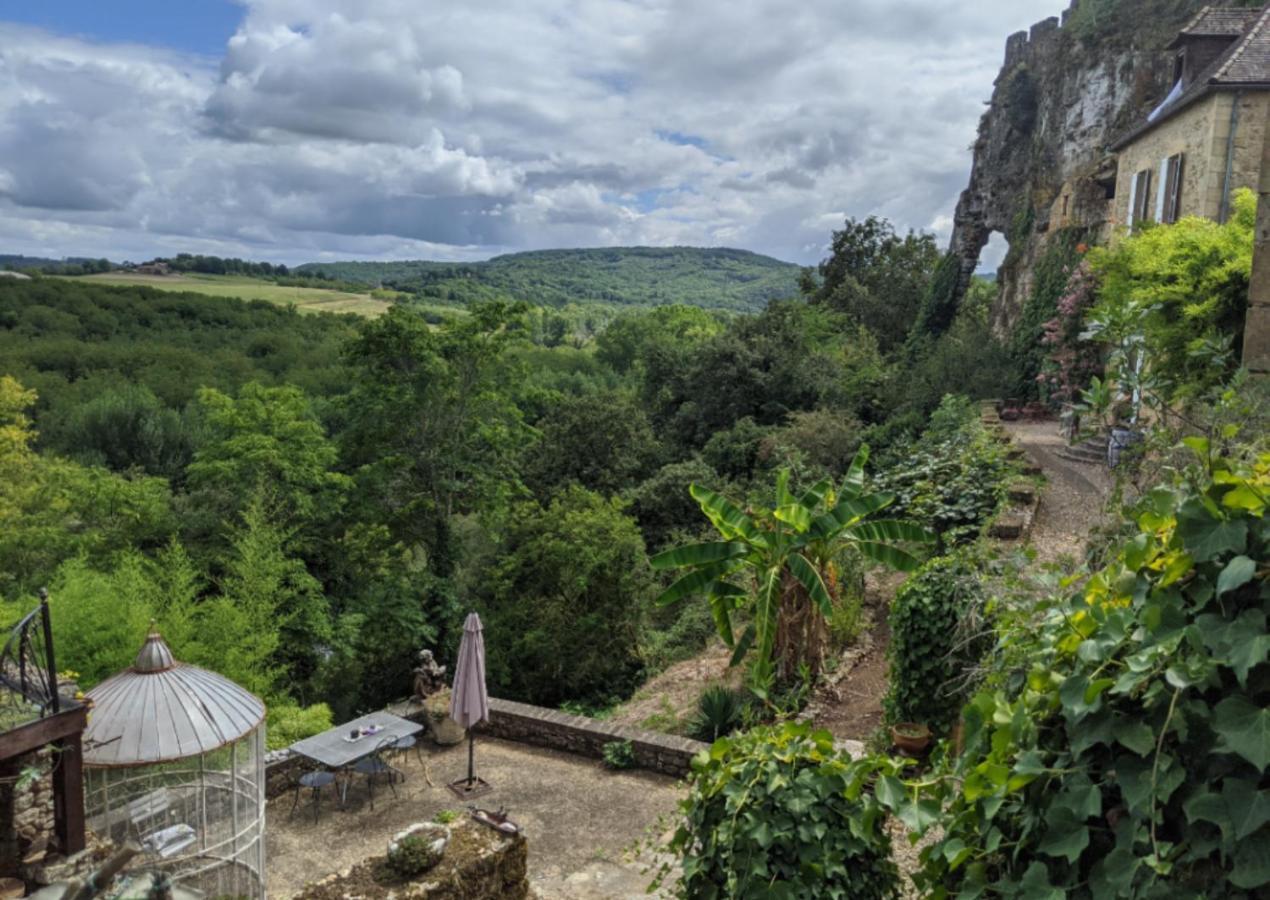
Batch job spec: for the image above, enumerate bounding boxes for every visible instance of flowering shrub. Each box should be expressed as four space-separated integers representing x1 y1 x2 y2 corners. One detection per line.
1038 260 1101 407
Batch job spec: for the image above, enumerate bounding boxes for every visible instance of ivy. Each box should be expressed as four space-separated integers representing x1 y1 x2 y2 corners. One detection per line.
1008 227 1088 400
884 551 992 733
662 722 901 899
907 444 1270 898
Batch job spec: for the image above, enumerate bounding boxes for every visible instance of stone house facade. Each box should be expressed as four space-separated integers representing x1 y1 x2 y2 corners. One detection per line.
1109 6 1270 230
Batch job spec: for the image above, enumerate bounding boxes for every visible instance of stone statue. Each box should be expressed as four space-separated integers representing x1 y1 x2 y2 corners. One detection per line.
412 649 447 700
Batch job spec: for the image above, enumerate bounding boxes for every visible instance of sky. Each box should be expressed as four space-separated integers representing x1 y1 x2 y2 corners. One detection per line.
0 0 1061 268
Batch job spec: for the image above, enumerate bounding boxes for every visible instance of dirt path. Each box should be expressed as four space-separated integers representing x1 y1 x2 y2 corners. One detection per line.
1004 420 1112 564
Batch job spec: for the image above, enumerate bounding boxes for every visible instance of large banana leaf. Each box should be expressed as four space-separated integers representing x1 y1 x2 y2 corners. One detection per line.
798 478 834 511
845 519 935 545
708 587 737 647
750 567 781 685
689 483 763 544
810 492 895 537
774 502 813 532
854 540 923 572
729 623 756 667
786 553 833 617
840 445 869 498
655 561 740 606
650 540 751 571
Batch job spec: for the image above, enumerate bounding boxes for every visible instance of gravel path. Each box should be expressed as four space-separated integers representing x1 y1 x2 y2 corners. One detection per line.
1005 420 1112 564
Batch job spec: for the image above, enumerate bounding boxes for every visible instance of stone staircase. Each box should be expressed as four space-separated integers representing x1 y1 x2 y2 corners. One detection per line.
1056 434 1107 467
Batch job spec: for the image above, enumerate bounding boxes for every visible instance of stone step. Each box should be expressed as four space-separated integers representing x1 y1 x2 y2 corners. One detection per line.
1008 482 1036 504
989 515 1025 540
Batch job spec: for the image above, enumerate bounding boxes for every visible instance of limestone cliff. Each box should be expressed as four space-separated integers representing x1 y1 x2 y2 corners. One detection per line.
951 0 1216 333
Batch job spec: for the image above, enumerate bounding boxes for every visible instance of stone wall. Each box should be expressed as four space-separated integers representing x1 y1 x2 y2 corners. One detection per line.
476 698 706 779
1114 92 1270 227
0 749 52 878
263 696 706 800
294 817 528 900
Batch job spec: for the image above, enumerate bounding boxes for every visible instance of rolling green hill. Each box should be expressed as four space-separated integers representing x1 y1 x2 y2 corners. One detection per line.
297 246 804 312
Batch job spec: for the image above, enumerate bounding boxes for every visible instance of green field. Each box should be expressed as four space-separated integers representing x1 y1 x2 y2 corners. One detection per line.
65 272 393 317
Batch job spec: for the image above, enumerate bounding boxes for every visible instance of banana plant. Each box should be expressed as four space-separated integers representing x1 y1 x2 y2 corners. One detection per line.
652 446 933 688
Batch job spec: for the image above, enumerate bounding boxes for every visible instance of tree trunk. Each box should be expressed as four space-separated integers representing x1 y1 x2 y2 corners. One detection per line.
774 568 831 685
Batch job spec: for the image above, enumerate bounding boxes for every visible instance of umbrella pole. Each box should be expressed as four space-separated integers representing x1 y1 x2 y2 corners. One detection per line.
467 731 475 785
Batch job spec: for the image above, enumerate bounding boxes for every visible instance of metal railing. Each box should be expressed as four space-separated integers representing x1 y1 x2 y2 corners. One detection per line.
0 587 61 728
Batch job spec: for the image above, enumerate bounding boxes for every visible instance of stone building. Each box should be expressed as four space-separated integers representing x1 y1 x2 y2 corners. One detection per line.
1109 6 1270 230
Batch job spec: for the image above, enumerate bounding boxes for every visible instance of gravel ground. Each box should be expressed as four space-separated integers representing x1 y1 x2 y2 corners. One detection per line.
1005 420 1112 564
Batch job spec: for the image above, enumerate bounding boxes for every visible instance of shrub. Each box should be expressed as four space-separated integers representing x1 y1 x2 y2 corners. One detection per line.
912 444 1270 897
432 809 458 825
661 723 900 899
385 829 446 879
601 739 636 770
884 552 991 733
874 395 1010 547
688 686 747 743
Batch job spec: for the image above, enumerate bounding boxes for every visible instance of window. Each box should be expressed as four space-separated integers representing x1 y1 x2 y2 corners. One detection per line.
1161 153 1184 223
1129 168 1153 228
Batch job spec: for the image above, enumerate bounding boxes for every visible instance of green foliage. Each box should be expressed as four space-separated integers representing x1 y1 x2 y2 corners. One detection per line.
688 686 748 743
806 216 941 352
299 247 802 313
884 551 991 732
385 830 445 879
432 809 459 825
601 739 637 769
1087 189 1254 403
480 486 653 707
1008 228 1088 400
525 388 660 496
874 395 1011 547
653 450 933 687
265 703 334 752
913 444 1270 897
907 252 963 344
627 458 720 553
663 722 900 899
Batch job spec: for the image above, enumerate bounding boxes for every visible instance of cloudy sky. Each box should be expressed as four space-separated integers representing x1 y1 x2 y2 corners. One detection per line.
0 0 1060 267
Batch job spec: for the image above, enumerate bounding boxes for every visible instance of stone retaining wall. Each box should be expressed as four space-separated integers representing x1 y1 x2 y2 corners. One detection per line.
264 697 704 799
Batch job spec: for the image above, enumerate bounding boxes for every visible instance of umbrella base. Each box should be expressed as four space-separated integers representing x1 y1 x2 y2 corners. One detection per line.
447 776 493 800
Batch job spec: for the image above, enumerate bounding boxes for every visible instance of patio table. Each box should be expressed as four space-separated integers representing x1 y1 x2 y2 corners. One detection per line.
289 711 424 806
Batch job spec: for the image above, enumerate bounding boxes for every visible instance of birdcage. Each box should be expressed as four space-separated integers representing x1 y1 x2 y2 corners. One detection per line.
82 631 266 899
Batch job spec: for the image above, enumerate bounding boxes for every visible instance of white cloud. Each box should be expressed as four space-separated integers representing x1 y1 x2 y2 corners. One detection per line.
0 1 1063 265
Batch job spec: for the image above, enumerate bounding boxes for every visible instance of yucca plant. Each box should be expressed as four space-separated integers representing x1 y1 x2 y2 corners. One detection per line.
652 446 932 688
690 685 747 743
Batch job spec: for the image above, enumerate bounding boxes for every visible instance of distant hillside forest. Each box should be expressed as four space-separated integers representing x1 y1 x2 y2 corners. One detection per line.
297 246 803 312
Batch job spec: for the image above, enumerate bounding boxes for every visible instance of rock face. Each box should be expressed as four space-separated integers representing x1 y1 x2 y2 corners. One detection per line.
951 0 1212 333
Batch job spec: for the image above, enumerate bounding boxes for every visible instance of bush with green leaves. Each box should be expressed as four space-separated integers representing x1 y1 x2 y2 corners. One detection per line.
385 828 446 879
909 443 1269 897
688 686 748 743
662 722 900 899
884 551 991 733
601 739 636 769
874 395 1010 547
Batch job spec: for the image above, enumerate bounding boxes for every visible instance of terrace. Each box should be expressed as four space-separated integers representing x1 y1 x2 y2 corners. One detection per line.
266 728 685 898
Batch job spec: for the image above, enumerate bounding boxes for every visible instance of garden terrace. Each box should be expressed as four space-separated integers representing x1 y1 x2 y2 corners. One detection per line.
265 734 683 898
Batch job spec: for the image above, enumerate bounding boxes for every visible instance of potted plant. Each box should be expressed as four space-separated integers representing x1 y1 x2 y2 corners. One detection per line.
423 688 465 746
890 722 931 756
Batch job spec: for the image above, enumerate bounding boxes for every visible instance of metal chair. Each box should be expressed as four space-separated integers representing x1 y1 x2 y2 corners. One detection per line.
289 769 336 823
389 733 434 787
352 737 400 809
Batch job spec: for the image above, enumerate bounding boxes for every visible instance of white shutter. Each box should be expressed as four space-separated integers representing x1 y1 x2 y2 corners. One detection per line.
1155 158 1169 221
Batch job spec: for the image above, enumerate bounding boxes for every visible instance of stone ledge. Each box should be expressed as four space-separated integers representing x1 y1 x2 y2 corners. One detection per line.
264 696 705 798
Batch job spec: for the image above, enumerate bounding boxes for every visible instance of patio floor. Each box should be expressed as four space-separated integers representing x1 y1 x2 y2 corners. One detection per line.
265 735 684 898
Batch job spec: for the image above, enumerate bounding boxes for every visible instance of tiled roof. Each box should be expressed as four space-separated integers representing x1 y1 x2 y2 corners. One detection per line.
1167 6 1261 47
1112 4 1270 150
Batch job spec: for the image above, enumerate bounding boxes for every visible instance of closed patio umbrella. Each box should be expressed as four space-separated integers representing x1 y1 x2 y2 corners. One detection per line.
448 612 492 798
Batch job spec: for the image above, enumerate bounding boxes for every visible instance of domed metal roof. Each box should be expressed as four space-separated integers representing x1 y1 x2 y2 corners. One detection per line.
83 631 265 767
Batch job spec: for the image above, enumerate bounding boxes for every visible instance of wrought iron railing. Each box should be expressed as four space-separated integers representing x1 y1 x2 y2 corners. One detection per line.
1 588 61 729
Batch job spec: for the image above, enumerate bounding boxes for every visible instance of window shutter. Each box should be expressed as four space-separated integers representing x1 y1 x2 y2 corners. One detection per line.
1155 158 1170 222
1127 171 1138 228
1162 154 1184 223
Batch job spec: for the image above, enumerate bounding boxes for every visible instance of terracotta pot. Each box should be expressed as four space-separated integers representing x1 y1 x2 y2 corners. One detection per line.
0 877 24 899
891 722 931 756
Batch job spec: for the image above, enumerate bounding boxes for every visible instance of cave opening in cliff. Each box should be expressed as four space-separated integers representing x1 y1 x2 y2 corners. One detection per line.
976 231 1009 279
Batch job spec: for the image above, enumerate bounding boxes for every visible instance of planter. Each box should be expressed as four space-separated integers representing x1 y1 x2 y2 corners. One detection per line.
423 690 466 745
891 722 931 756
